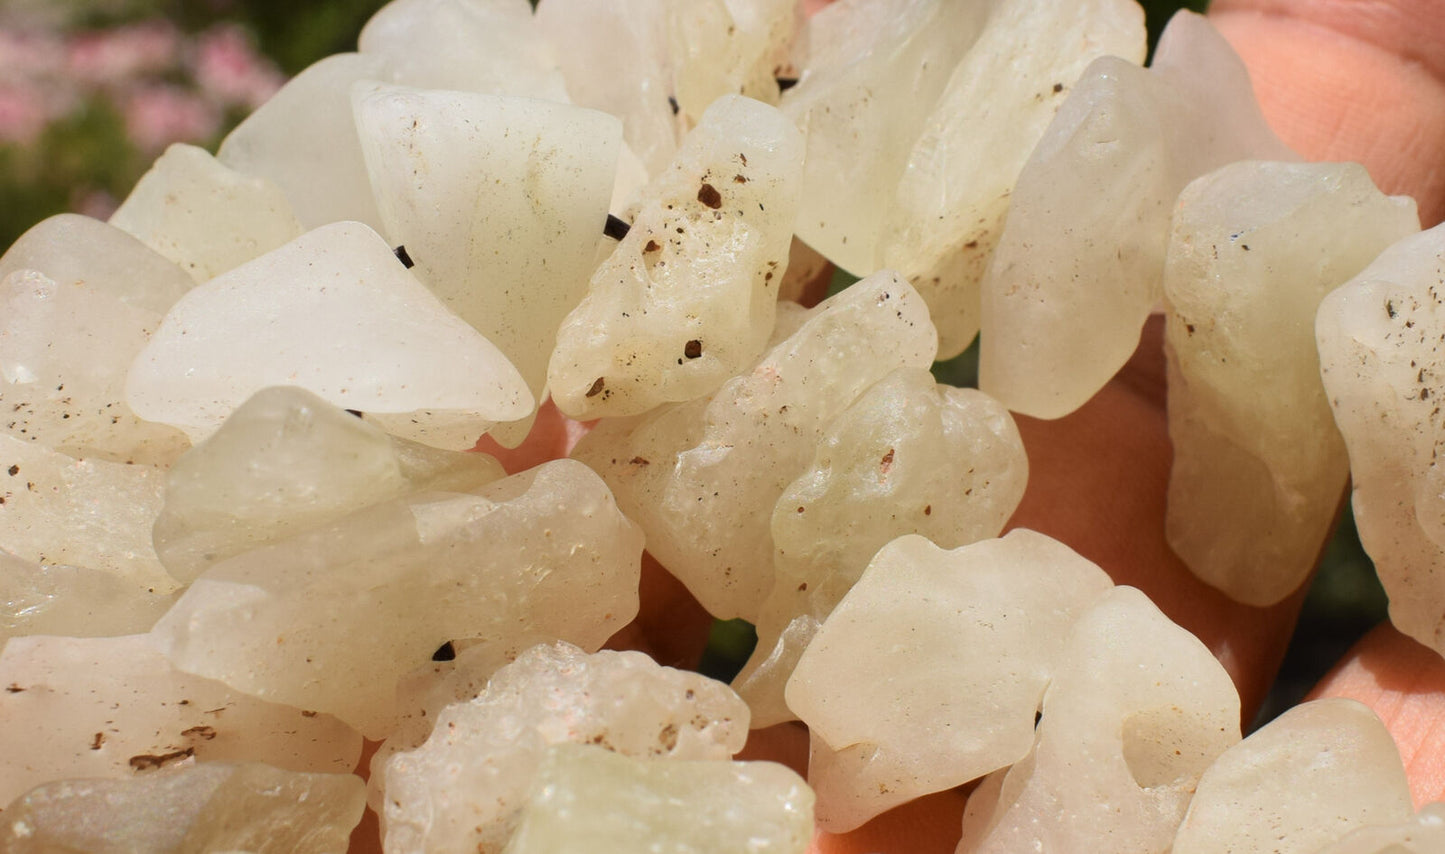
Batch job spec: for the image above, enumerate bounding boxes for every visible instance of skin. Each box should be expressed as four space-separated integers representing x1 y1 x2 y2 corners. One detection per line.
353 2 1445 851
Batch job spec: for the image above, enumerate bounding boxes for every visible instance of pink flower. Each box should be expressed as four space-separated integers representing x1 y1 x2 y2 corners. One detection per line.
123 84 221 153
0 86 49 145
0 29 67 83
66 20 181 86
193 24 284 110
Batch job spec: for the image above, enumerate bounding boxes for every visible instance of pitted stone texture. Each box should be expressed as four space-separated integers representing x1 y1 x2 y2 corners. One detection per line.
152 386 505 583
502 744 813 854
1317 222 1445 656
149 460 641 738
980 10 1296 419
735 369 1027 727
882 0 1145 358
1 552 176 644
381 642 749 854
549 95 804 420
1317 803 1445 854
109 143 305 283
355 84 619 438
0 633 361 807
958 586 1241 854
573 271 937 620
1172 699 1413 854
1 215 193 466
1 762 366 854
1163 161 1419 606
126 222 532 450
786 531 1112 832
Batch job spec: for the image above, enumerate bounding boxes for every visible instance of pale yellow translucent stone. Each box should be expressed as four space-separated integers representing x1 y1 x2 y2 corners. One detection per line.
149 460 642 738
1 552 176 644
785 531 1112 832
355 84 620 437
1318 804 1445 854
381 642 750 854
673 0 798 120
358 0 569 99
217 53 392 232
1172 698 1413 854
1 762 366 854
882 0 1145 358
126 222 532 450
0 634 361 806
152 386 505 583
958 586 1241 854
735 368 1028 727
503 744 814 854
1164 161 1420 606
785 0 989 275
549 95 804 419
980 11 1296 419
109 143 305 283
1317 222 1445 655
0 434 175 593
1 215 194 466
573 271 937 620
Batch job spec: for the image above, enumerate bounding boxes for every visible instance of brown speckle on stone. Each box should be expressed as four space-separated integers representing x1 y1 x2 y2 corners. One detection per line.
586 377 605 398
697 183 722 209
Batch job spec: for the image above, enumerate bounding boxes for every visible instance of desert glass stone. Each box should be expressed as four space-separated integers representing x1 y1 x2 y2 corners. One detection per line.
1318 804 1445 854
1 553 175 644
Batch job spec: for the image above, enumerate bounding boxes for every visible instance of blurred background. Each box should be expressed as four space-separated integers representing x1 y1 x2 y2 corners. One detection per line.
0 0 1383 729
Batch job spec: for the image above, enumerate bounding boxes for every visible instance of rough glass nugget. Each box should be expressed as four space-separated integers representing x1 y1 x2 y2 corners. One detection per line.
735 367 1028 727
125 221 532 450
882 0 1145 358
355 83 620 439
1317 222 1445 657
108 143 305 283
503 744 814 854
152 386 505 583
149 460 642 738
548 94 804 420
0 553 176 644
358 0 570 99
786 531 1113 832
958 586 1241 854
381 642 750 854
1318 803 1445 854
1164 161 1419 606
0 633 361 807
1172 698 1414 854
573 271 937 620
980 10 1295 419
1 762 366 854
0 434 174 593
217 52 393 232
1 215 194 466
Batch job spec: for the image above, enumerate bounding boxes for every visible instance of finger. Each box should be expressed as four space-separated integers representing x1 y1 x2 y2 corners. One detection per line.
1308 622 1445 806
1211 0 1445 226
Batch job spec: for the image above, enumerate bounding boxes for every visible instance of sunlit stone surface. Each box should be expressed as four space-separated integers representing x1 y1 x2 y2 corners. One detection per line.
0 633 361 807
1164 161 1419 606
549 95 804 419
980 11 1295 419
1 762 366 854
0 434 174 592
358 0 569 99
735 368 1027 726
150 460 642 738
381 642 750 854
1172 699 1413 854
356 84 619 437
1317 222 1445 656
1318 804 1445 854
672 0 797 121
152 386 505 583
882 0 1144 358
958 586 1241 854
217 53 393 232
503 744 814 854
109 143 305 284
1 215 193 466
786 531 1111 832
573 271 936 620
784 0 988 275
1 553 175 644
126 221 532 450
